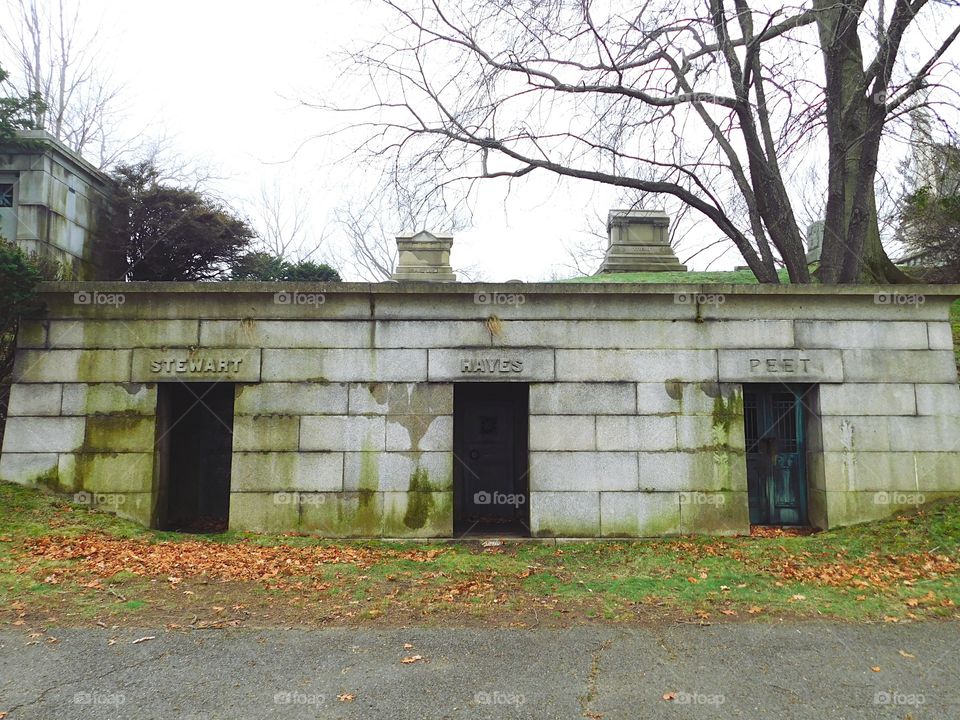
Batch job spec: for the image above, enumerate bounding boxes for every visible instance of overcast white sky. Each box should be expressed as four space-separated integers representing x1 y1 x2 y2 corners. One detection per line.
5 0 951 280
28 0 627 281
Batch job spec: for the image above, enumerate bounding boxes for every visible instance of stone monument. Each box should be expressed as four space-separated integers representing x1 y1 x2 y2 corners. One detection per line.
599 209 686 273
392 230 457 282
805 220 824 264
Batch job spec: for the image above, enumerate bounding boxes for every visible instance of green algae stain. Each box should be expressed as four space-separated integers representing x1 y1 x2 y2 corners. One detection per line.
402 466 434 529
711 392 743 437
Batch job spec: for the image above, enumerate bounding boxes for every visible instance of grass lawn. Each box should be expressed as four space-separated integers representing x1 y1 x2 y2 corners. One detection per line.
2 481 959 630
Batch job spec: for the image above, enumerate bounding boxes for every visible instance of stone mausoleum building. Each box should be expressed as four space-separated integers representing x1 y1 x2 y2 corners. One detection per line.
0 130 111 279
1 212 959 538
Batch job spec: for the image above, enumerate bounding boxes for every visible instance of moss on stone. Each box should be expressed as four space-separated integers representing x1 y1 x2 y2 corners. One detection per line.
402 466 435 529
34 466 60 492
711 392 743 436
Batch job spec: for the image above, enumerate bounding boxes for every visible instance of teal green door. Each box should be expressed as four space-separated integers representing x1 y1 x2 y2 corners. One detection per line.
744 385 809 526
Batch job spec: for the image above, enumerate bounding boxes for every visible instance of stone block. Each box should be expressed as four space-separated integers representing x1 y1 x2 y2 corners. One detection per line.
794 320 928 349
638 451 742 492
200 319 367 348
914 452 960 491
841 350 957 384
385 415 452 451
232 415 300 451
298 492 385 537
926 322 955 350
818 383 916 416
529 383 635 415
596 416 676 451
0 452 58 485
427 348 555 382
702 294 948 322
343 451 453 492
261 349 428 382
382 491 453 537
888 416 960 452
374 321 489 348
373 292 689 321
234 382 348 416
808 488 828 529
636 383 681 415
492 319 794 350
348 383 453 415
679 491 749 535
13 349 132 383
206 318 476 349
49 319 199 348
57 453 78 491
556 349 717 382
718 349 843 383
61 383 157 416
109 492 154 527
676 414 745 451
529 416 595 451
529 491 600 537
822 490 951 528
529 452 638 491
228 491 301 533
16 320 47 348
299 415 385 451
1 416 85 453
77 453 154 493
7 383 62 416
83 416 155 452
132 348 261 382
818 416 891 452
915 383 960 416
231 452 344 492
819 451 922 492
600 491 681 536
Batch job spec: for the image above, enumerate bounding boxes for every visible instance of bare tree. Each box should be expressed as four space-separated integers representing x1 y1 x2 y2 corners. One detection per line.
326 0 960 283
0 0 125 167
334 197 399 281
333 173 469 280
252 179 322 262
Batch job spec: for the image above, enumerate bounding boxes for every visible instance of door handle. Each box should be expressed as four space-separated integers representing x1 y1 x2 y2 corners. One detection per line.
469 449 480 460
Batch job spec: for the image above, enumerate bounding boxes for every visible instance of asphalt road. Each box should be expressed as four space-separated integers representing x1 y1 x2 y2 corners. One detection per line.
1 622 956 719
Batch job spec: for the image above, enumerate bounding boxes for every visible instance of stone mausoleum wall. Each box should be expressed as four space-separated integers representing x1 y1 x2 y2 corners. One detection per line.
1 282 959 537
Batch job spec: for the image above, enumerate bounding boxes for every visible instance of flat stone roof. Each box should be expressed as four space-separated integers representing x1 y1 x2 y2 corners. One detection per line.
36 281 960 298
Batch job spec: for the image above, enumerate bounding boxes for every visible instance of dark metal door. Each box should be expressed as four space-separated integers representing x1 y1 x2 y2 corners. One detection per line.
454 384 529 531
745 386 808 526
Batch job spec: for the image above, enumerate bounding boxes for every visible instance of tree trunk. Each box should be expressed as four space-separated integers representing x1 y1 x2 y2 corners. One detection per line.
814 0 912 285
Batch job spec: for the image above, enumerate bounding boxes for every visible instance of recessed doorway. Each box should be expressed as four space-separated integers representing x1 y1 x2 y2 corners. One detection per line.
744 384 813 526
453 383 529 535
154 382 235 533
